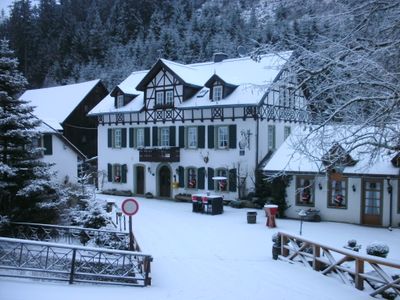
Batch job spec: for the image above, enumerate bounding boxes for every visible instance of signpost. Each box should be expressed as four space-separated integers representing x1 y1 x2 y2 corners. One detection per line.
121 198 139 250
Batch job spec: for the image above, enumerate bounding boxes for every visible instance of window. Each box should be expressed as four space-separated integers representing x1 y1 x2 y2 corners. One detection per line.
160 127 170 147
213 85 223 101
217 126 228 149
156 91 164 106
113 164 122 183
296 176 314 206
284 126 291 141
136 128 145 148
328 178 347 208
186 167 197 189
215 169 228 192
187 127 198 149
165 90 174 106
114 128 122 148
268 125 276 150
117 95 124 108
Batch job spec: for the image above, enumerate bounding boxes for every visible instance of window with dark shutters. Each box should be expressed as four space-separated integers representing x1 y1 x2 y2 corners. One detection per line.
179 126 185 148
198 126 205 148
208 125 214 149
169 126 176 147
129 128 134 148
198 167 205 189
229 125 237 149
178 166 184 187
152 126 158 146
121 164 127 183
144 128 150 146
207 167 214 190
229 168 237 192
107 164 112 182
43 134 53 155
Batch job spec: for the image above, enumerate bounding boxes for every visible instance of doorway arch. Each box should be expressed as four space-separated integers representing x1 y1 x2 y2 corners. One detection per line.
158 164 171 198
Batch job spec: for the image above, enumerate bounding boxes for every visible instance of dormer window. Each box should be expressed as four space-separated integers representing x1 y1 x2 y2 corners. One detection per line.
116 94 124 108
213 85 223 101
154 90 174 108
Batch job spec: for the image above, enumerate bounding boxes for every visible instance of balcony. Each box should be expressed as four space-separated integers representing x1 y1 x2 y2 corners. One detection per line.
139 147 180 162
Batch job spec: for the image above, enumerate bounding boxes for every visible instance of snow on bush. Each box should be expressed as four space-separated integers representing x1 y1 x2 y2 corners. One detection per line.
366 242 389 258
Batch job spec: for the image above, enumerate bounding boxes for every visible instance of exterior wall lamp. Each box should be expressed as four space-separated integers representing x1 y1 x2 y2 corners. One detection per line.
147 166 155 176
318 183 322 190
352 184 356 192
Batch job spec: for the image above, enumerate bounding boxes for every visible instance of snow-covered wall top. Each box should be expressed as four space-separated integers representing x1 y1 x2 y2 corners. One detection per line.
89 51 292 115
19 79 101 130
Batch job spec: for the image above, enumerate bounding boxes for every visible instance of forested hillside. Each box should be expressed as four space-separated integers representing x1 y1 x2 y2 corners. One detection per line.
0 0 396 91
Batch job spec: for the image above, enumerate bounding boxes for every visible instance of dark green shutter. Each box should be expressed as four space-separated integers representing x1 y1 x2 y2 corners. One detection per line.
152 126 158 146
169 126 176 146
229 125 237 149
107 164 112 182
198 167 205 189
208 125 214 149
198 126 205 148
129 128 134 148
121 164 127 183
229 168 237 192
179 126 185 148
208 168 214 190
178 166 184 188
144 128 150 146
121 128 127 148
43 134 53 155
108 129 112 148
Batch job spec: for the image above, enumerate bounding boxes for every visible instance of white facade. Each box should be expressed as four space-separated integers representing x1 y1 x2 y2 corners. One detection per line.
91 53 307 200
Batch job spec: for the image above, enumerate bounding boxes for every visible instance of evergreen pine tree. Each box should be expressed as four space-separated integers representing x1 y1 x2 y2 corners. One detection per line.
0 39 59 223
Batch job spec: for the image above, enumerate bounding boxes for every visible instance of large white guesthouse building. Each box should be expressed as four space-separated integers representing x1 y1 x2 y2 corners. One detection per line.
89 52 307 200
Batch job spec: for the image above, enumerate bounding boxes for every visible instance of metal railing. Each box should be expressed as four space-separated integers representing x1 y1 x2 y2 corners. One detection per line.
4 222 140 252
0 237 152 286
276 231 400 298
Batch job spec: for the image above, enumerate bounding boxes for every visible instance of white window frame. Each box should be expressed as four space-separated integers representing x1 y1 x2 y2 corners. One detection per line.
160 127 170 147
186 167 197 189
156 91 164 106
113 164 122 183
114 128 122 148
187 126 198 149
117 95 124 108
165 90 174 106
136 128 145 148
213 85 223 101
217 126 228 149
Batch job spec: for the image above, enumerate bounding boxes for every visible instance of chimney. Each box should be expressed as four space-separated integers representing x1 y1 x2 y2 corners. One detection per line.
213 52 228 63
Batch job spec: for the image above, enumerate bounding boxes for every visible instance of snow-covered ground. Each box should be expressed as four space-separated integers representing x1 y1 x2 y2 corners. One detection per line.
1 194 400 300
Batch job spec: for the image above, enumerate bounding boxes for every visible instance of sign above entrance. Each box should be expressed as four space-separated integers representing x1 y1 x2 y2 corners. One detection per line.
121 198 139 216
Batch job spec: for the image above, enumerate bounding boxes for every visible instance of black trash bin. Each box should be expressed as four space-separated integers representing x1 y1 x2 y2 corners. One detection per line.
247 211 257 224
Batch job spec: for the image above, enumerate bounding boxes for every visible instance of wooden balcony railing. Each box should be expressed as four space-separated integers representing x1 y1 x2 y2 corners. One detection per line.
276 231 400 299
139 147 180 162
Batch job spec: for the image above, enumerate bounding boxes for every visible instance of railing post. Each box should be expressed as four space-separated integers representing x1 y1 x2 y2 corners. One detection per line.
143 256 152 286
69 249 77 284
281 234 289 257
313 245 322 271
355 258 364 290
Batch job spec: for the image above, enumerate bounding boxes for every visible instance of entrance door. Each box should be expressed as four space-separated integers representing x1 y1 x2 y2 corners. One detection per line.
135 166 145 195
361 179 383 226
159 165 171 198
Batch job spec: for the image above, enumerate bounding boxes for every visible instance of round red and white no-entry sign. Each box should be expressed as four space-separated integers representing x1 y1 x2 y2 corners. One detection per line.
121 198 139 216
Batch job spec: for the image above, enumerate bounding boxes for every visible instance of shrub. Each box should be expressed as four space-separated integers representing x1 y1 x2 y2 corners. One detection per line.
366 242 389 258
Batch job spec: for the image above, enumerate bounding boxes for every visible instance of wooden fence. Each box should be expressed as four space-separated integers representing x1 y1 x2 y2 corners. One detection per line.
277 231 400 299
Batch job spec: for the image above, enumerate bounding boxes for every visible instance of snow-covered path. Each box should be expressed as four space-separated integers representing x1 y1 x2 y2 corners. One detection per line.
2 194 399 299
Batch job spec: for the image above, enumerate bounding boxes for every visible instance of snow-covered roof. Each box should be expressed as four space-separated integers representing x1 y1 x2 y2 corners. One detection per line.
264 126 399 176
89 52 292 115
20 79 101 130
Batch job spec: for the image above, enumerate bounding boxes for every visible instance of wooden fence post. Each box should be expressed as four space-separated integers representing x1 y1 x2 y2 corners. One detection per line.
313 245 322 271
69 249 77 284
355 258 364 290
281 234 289 257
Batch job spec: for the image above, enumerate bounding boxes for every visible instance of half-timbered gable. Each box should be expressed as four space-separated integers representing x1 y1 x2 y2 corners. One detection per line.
90 52 310 200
